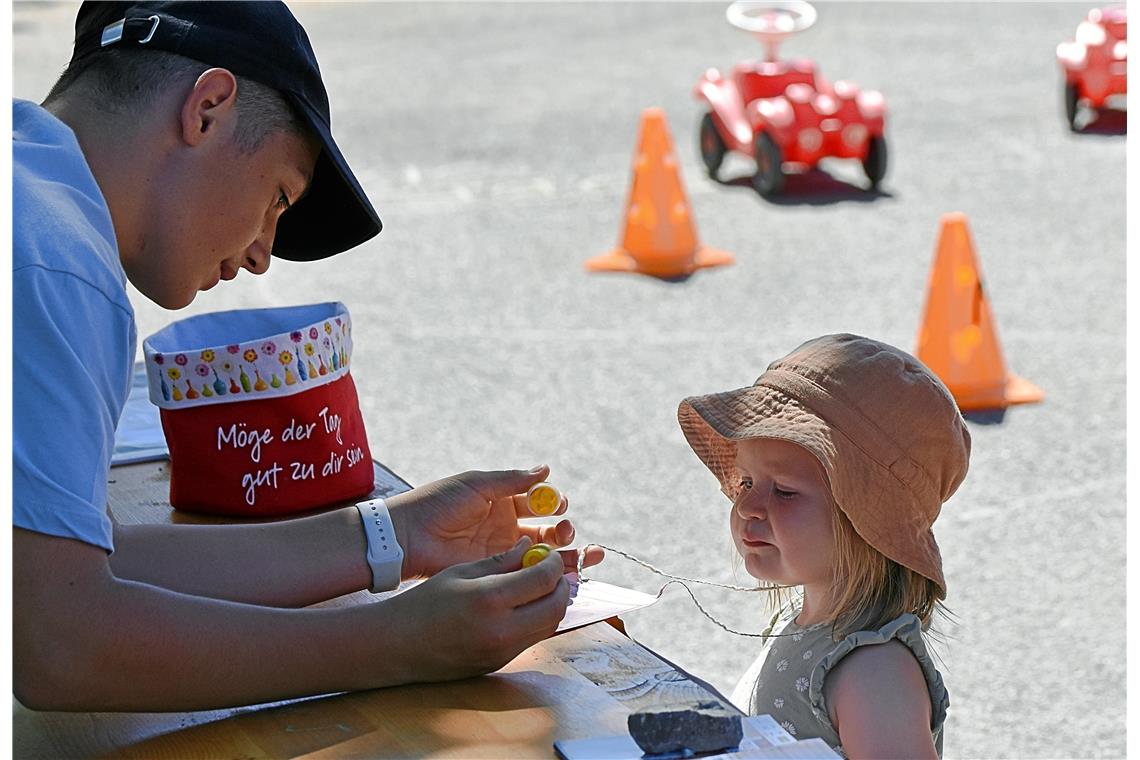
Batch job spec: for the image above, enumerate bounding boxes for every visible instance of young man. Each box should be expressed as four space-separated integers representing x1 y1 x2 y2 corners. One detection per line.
13 1 599 711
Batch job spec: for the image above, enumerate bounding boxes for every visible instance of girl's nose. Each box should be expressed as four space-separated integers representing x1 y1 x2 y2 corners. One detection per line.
735 486 769 520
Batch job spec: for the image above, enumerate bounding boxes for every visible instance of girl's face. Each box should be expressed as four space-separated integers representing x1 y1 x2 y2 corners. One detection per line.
731 438 836 596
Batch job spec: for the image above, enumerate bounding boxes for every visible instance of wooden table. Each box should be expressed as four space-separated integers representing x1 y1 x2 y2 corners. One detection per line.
12 461 737 759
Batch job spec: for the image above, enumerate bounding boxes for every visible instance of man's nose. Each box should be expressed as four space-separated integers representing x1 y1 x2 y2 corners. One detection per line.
243 226 274 275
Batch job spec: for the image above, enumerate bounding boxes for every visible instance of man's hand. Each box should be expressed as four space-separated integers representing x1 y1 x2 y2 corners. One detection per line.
387 466 603 578
381 536 573 682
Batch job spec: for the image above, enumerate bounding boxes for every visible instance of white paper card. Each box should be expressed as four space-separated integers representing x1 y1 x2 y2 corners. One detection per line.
556 578 659 633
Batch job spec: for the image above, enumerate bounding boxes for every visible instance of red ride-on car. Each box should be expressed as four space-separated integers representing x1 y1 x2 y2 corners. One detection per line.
694 1 887 196
1056 6 1127 130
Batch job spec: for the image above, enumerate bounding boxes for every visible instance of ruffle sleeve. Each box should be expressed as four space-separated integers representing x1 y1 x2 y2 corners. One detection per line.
806 613 949 744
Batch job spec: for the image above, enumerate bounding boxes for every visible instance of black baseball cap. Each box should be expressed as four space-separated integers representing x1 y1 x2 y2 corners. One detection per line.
69 1 382 261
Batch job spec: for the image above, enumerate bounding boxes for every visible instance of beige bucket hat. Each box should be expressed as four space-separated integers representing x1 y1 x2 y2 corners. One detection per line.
677 334 970 594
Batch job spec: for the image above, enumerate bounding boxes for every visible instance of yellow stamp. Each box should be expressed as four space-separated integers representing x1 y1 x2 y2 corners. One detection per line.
526 482 562 516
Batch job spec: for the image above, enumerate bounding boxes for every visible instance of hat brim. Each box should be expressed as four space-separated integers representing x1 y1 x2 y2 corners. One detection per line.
679 385 836 502
678 385 946 594
272 97 382 261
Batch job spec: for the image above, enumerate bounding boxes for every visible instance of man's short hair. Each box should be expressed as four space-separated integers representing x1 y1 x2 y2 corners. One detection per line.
44 48 307 153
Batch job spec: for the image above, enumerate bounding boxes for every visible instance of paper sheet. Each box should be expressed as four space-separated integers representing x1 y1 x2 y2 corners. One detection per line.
553 715 840 760
716 737 839 758
739 714 797 748
112 363 169 465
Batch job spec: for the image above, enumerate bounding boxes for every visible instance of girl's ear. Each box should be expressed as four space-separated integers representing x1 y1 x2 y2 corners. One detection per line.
179 68 238 147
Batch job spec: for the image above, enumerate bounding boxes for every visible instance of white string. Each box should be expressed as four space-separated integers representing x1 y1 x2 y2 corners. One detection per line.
576 542 806 639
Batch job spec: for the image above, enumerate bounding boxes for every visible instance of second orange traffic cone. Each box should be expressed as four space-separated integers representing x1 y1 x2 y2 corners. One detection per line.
916 212 1043 412
585 107 733 279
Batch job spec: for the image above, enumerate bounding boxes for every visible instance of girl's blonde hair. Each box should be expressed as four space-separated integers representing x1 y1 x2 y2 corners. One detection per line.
747 470 947 641
821 502 945 639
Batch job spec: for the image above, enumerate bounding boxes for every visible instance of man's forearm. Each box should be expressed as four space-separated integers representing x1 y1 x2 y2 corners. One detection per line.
14 528 568 713
109 507 373 607
15 530 409 711
18 578 403 711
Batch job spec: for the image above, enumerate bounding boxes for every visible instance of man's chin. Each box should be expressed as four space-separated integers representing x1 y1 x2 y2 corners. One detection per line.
202 269 224 292
148 288 198 310
123 266 201 309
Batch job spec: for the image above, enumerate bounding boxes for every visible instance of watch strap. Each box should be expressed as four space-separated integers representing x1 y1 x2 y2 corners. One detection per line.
355 498 404 592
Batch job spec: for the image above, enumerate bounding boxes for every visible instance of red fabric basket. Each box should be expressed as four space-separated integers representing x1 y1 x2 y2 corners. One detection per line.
143 302 373 516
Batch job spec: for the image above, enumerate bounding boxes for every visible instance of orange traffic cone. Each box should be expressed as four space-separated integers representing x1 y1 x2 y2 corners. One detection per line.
916 212 1043 411
585 107 733 278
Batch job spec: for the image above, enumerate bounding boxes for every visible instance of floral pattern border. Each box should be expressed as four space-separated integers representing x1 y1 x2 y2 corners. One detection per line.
144 312 353 409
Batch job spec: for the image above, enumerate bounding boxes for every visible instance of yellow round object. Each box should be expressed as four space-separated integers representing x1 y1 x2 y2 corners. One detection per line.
522 544 552 568
527 483 561 516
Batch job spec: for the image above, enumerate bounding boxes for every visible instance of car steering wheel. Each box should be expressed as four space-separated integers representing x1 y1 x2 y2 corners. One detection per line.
726 1 817 61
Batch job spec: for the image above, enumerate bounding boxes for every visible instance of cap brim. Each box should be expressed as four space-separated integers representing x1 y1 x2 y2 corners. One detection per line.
272 97 382 261
678 385 947 594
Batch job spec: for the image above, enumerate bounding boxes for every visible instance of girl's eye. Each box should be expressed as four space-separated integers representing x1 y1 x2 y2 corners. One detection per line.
774 485 797 499
276 191 292 211
739 478 753 491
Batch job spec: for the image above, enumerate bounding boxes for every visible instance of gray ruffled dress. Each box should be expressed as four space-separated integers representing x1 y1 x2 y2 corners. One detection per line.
730 609 949 758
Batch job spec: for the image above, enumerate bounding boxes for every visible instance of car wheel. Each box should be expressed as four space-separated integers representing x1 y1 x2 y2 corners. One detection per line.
1064 82 1079 131
863 135 888 189
699 113 726 179
752 132 784 196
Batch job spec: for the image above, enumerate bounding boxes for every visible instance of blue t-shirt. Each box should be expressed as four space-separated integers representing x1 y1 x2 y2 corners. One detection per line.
12 99 136 552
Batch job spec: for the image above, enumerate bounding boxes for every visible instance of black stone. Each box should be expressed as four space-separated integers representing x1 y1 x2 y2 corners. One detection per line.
627 700 743 755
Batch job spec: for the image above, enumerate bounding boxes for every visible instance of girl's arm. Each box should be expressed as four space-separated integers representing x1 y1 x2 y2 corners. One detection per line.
823 639 939 759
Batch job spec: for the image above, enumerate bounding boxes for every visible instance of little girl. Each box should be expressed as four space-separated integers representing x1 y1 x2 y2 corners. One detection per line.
677 333 970 759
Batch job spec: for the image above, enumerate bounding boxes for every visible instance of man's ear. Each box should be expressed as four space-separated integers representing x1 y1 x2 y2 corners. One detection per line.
179 68 239 147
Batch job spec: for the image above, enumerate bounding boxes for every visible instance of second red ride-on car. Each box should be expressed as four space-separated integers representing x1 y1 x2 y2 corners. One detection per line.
1055 5 1127 130
694 1 887 196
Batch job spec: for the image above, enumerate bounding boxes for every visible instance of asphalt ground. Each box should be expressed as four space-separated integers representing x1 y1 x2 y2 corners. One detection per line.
11 2 1127 757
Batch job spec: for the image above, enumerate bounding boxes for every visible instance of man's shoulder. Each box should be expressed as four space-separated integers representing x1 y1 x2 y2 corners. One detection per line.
13 100 126 301
12 99 82 178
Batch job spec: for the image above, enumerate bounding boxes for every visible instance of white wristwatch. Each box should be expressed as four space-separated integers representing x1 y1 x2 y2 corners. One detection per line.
355 498 404 592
